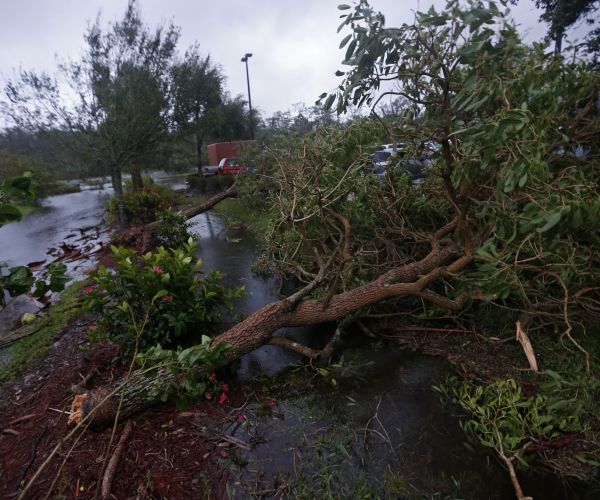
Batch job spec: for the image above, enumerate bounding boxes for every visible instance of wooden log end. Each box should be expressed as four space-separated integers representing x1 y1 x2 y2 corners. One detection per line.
68 393 88 425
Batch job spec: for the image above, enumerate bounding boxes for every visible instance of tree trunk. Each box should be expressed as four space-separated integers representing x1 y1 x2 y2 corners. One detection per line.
196 132 203 176
555 28 564 54
70 241 470 429
130 162 144 191
110 164 127 226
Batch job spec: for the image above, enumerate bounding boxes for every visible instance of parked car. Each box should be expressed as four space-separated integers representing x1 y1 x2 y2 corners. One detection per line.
201 165 219 177
365 154 431 184
218 158 246 176
393 158 431 183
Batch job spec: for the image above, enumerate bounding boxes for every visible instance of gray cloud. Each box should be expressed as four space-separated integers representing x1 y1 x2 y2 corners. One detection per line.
0 0 567 119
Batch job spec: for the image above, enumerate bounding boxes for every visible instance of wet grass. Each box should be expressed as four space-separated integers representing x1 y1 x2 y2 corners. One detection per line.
15 204 37 218
0 281 86 384
224 344 502 498
212 197 271 233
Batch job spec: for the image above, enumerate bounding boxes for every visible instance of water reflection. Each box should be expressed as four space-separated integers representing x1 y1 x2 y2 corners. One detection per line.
189 211 324 379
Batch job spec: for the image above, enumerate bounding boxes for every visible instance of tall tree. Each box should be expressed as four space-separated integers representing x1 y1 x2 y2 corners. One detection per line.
171 47 224 174
2 0 179 223
511 0 600 53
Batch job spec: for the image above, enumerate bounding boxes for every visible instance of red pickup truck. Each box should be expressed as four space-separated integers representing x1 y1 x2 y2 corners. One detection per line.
217 158 246 176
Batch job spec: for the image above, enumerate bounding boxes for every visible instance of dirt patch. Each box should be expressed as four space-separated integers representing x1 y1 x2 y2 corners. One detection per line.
0 317 246 499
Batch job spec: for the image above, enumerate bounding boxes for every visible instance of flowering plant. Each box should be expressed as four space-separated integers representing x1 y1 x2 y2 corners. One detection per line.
85 240 244 358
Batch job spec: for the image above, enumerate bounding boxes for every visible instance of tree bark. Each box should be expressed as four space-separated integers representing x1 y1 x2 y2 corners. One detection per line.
70 239 470 429
110 164 127 226
195 131 203 176
130 162 144 191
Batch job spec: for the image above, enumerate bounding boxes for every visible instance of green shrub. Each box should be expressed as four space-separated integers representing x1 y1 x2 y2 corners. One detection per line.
186 174 235 193
186 174 207 192
155 209 197 248
108 185 175 224
435 378 583 466
85 241 244 359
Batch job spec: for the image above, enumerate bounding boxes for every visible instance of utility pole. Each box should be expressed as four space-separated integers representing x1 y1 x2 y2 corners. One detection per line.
241 53 254 140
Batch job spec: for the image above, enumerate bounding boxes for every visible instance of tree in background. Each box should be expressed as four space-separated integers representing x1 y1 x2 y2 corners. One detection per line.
2 0 179 224
171 47 224 175
511 0 600 54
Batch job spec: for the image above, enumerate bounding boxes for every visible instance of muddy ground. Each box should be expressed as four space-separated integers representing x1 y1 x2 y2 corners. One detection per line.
0 314 247 499
2 303 597 499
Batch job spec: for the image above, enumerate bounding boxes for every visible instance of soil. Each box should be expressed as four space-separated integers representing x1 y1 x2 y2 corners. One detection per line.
0 314 251 500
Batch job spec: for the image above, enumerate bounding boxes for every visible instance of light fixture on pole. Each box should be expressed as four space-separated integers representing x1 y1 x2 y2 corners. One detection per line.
240 52 254 140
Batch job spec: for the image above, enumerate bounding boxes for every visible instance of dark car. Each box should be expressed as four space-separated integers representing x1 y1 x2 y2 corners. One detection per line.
393 158 431 183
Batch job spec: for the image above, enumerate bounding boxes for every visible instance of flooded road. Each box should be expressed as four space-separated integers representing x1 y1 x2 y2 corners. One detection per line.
0 171 191 334
0 188 111 270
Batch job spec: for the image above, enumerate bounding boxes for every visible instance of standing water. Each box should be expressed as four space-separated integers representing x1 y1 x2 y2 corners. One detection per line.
188 211 587 499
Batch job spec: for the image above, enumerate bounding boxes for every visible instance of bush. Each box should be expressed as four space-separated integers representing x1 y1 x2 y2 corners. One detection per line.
155 209 197 248
186 174 235 193
186 174 207 192
108 185 175 224
85 241 244 359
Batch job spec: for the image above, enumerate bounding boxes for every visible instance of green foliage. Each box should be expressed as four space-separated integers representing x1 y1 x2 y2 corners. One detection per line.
0 173 34 225
436 377 583 466
136 338 231 408
108 185 175 224
154 209 197 248
0 262 71 308
85 241 244 358
0 281 85 384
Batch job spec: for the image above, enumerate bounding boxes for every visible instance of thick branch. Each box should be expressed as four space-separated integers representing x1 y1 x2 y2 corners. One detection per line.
72 229 472 428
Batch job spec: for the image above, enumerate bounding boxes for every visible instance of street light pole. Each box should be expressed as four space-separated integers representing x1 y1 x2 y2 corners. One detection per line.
241 52 254 140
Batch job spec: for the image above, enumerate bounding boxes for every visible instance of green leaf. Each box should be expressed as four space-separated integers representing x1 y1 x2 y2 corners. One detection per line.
323 94 336 110
536 211 562 233
338 4 351 10
153 289 169 301
339 34 352 49
0 204 23 224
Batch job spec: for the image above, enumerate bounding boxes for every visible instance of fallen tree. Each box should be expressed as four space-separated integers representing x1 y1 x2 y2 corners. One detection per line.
67 2 599 496
71 217 472 428
110 183 238 253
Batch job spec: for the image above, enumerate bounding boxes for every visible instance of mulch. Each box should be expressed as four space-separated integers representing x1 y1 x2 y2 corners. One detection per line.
0 314 243 499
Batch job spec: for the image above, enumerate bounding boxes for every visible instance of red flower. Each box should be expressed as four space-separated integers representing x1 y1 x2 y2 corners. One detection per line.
152 266 164 274
267 399 277 409
84 286 95 294
221 383 229 393
218 393 229 405
162 295 173 302
204 392 213 400
237 414 247 422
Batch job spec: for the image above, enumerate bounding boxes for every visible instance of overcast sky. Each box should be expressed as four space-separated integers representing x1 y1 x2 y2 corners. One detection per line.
0 0 585 119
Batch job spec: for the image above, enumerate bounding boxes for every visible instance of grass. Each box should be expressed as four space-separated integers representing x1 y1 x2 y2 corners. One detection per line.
212 197 271 234
0 281 86 384
15 204 37 217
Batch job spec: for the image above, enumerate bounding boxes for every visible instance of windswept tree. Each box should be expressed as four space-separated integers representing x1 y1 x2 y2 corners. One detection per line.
171 47 224 174
2 0 179 224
